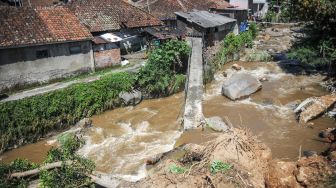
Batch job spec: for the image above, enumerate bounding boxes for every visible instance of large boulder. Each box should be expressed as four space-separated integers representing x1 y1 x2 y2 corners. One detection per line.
119 90 142 105
221 73 262 100
206 116 229 132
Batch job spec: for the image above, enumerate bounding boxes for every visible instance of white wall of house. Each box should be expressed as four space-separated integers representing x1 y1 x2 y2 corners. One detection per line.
0 41 94 92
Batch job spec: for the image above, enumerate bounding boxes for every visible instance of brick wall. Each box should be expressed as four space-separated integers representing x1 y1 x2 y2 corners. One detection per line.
94 48 121 69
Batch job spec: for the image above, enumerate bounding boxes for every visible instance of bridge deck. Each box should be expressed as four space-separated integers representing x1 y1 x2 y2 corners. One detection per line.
183 37 204 130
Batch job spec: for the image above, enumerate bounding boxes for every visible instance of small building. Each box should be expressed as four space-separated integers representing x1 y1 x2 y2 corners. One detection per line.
0 6 94 93
135 0 232 27
211 8 248 27
175 10 237 46
69 0 162 68
92 34 122 69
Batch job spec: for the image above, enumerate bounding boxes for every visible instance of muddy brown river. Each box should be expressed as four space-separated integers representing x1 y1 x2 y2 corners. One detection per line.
1 61 335 181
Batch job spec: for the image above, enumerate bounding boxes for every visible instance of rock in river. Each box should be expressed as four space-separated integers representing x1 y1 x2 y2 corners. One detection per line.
206 116 229 132
221 73 262 100
296 95 336 123
119 90 142 105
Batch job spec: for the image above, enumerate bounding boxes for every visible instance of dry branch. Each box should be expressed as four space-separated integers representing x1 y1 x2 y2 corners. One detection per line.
10 161 72 179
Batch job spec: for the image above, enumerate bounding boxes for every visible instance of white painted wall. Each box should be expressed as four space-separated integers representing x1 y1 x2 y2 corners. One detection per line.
230 0 249 9
0 50 94 92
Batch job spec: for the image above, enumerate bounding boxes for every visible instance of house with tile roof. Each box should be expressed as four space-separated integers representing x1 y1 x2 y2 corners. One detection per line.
0 0 67 7
0 6 94 93
68 0 162 68
134 0 233 26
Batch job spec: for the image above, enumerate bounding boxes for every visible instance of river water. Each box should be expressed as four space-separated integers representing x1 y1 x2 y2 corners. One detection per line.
1 61 335 181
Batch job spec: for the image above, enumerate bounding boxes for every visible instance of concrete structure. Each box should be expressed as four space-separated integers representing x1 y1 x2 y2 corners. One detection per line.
183 37 204 130
225 0 253 10
175 10 237 46
92 33 122 69
0 6 93 93
211 8 248 26
0 42 94 92
134 0 232 27
69 0 162 65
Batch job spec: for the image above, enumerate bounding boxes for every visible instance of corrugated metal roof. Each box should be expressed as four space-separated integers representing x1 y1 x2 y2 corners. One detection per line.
175 10 236 28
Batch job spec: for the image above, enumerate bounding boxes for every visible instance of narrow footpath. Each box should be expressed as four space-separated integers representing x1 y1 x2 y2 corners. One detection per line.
1 63 142 103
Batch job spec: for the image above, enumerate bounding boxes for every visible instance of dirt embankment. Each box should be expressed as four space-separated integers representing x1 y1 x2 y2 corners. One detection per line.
118 128 336 188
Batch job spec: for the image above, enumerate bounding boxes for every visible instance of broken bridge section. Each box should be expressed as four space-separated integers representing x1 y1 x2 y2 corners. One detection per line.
183 37 205 130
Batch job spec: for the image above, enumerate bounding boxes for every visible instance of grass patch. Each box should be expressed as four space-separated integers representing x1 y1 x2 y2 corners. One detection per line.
245 50 272 62
210 160 232 174
169 164 187 174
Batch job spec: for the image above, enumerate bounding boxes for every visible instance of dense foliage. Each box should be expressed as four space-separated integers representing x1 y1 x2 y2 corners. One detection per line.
288 0 336 35
0 72 135 153
0 133 95 187
278 0 336 69
287 39 336 68
136 40 190 97
214 23 258 67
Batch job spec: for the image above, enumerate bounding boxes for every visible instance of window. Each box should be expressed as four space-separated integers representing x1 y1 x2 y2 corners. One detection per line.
36 49 49 59
105 43 118 50
69 46 82 54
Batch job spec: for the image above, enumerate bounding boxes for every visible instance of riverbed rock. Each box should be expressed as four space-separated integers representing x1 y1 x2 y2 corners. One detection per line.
221 73 262 100
266 28 284 37
231 63 242 71
297 95 336 123
76 118 92 129
259 77 268 82
319 128 336 143
206 116 229 132
119 90 142 106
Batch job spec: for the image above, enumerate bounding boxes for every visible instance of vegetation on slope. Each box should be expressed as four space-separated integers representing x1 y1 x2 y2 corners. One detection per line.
0 133 95 187
0 72 135 153
136 40 190 97
279 0 336 70
213 22 258 68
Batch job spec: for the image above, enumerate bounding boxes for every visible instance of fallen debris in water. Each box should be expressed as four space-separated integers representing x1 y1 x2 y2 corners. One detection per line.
295 95 336 123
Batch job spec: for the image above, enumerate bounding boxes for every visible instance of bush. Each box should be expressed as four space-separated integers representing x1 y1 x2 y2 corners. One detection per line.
136 40 190 97
0 72 135 153
214 28 256 66
245 50 272 62
287 46 330 67
0 134 95 187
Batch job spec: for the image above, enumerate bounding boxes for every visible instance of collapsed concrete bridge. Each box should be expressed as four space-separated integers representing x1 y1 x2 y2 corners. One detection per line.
183 37 205 130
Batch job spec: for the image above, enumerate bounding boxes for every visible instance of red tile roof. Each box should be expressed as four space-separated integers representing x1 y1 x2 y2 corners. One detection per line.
0 6 93 48
68 0 162 33
21 0 63 7
135 0 232 20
